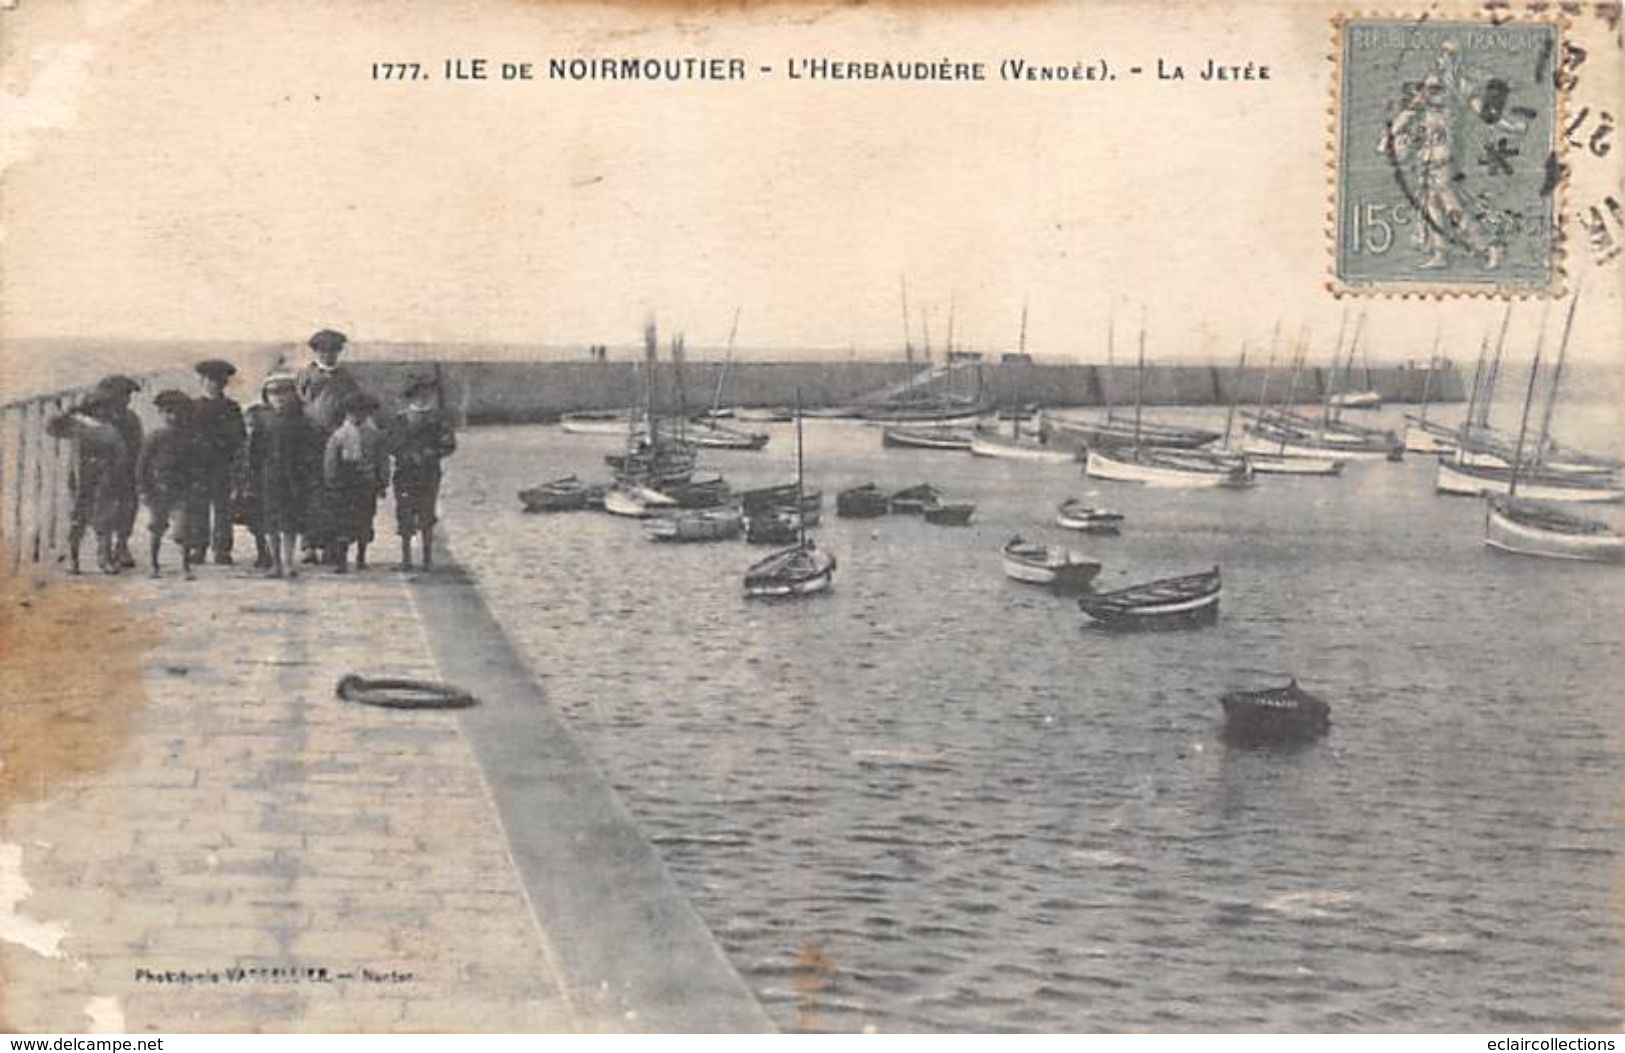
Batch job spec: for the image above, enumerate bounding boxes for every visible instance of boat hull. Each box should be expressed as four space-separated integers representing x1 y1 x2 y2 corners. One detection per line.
883 427 974 450
968 435 1076 463
1001 545 1102 590
1435 459 1625 503
1483 500 1625 562
923 502 975 526
646 510 743 542
1086 448 1251 489
1245 451 1345 476
1241 429 1393 461
1220 684 1331 743
743 544 837 597
1403 422 1458 455
1079 590 1220 630
1040 414 1220 450
1055 502 1123 533
559 412 631 435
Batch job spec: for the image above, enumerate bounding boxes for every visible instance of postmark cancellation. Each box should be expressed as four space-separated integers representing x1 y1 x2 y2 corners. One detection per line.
1331 15 1563 296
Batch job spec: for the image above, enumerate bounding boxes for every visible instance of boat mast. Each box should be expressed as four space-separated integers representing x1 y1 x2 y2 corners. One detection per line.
1507 301 1553 498
1321 308 1350 429
709 306 741 421
1255 321 1281 410
1533 289 1583 473
900 277 914 367
1103 308 1116 422
794 388 807 549
1224 343 1248 451
1418 323 1441 425
1477 303 1513 432
1132 307 1147 454
1014 299 1028 440
643 317 659 442
671 332 689 441
1331 311 1366 424
1279 329 1309 456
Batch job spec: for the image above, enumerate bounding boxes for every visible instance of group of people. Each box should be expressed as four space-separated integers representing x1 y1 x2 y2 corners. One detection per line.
47 329 457 580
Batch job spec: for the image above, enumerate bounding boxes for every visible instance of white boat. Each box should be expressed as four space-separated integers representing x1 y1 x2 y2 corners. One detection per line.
688 419 769 450
1000 537 1101 589
967 433 1076 463
1086 446 1254 489
882 426 974 450
1484 496 1625 562
1077 567 1222 630
1453 445 1616 479
560 410 633 435
1436 457 1624 503
1241 428 1392 462
1245 450 1344 476
1327 390 1383 410
1404 418 1458 455
1055 499 1124 533
604 483 678 518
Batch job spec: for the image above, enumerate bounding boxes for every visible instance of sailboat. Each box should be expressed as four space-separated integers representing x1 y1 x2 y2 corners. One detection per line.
690 308 770 450
1326 313 1383 409
1040 312 1221 452
1242 316 1400 461
1221 336 1342 476
1403 332 1458 455
1084 315 1254 488
1485 293 1625 560
743 394 837 597
968 300 1076 464
605 321 700 518
1439 302 1622 504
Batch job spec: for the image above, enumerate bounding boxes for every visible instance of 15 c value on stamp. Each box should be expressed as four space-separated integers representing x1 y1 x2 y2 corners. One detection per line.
1332 16 1562 295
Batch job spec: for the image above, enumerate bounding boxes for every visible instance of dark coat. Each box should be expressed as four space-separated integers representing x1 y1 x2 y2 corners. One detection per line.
248 405 322 534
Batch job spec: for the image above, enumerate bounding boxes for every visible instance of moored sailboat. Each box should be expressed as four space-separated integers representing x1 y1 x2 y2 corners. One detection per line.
743 395 836 598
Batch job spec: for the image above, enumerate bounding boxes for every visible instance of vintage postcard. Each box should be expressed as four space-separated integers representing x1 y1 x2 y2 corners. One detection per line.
1 0 1622 1037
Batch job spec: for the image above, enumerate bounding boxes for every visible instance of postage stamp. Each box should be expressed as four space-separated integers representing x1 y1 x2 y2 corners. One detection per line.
1332 15 1562 295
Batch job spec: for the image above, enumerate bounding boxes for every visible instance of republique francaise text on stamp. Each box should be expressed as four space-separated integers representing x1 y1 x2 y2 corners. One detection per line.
1333 16 1561 295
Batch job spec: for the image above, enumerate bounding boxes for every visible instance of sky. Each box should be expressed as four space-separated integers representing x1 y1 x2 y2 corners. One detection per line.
1 0 1621 395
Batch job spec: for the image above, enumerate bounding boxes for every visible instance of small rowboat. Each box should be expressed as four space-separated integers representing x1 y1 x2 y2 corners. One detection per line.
1056 499 1123 534
1484 495 1625 562
1001 537 1102 591
518 475 600 513
1220 679 1331 743
688 420 770 450
967 433 1076 464
1077 566 1221 630
836 483 891 518
560 410 632 435
1327 390 1383 410
663 473 732 509
740 483 822 515
889 483 944 514
646 506 744 543
882 426 975 451
922 500 975 526
744 541 836 597
603 483 678 519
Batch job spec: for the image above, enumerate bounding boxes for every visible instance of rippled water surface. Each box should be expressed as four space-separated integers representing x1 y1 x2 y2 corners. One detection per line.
439 404 1625 1032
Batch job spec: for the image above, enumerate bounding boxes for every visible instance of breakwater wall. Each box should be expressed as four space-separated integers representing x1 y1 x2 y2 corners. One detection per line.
347 360 1467 424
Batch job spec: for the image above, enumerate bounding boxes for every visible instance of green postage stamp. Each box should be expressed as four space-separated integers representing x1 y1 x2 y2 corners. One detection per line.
1333 16 1562 295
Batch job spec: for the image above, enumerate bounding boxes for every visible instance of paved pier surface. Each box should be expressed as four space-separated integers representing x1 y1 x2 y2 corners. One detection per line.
0 557 770 1033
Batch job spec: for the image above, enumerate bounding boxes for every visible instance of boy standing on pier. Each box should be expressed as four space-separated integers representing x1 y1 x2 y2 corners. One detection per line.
390 376 457 571
249 374 322 579
296 328 362 565
136 390 205 580
96 375 144 570
322 393 389 573
191 358 245 565
46 394 127 575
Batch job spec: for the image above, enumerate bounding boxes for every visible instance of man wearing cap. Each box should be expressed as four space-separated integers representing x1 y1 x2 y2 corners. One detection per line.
96 375 144 569
191 359 246 564
137 390 206 579
46 393 128 574
296 329 363 563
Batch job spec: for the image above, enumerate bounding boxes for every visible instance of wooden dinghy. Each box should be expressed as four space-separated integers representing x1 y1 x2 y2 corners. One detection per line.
743 541 837 597
518 475 600 513
967 432 1076 464
1436 458 1624 503
836 483 891 518
882 426 976 450
889 483 945 514
1220 679 1331 743
1056 499 1124 534
922 499 975 526
646 506 745 543
1085 446 1255 489
1484 495 1625 562
1001 536 1102 591
1077 566 1221 630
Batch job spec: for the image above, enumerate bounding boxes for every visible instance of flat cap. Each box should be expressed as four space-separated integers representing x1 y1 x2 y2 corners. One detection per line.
153 389 193 412
95 374 141 396
307 329 348 354
194 358 238 380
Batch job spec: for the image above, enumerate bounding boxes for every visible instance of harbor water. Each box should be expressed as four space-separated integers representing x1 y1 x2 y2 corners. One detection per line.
439 401 1625 1032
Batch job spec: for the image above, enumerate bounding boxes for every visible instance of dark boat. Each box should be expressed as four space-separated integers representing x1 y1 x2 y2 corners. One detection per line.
889 483 944 514
662 473 733 509
744 394 836 598
882 426 976 451
1077 567 1221 630
1055 499 1124 534
740 483 822 516
1220 679 1331 743
1001 536 1102 591
922 500 975 526
518 475 599 513
745 508 799 545
836 483 891 518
